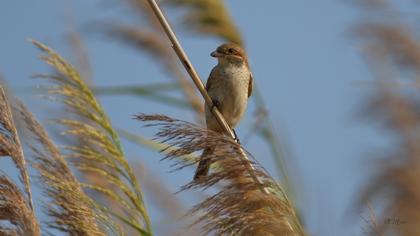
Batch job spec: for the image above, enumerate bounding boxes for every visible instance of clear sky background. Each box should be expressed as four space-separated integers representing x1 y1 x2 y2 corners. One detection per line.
0 1 411 235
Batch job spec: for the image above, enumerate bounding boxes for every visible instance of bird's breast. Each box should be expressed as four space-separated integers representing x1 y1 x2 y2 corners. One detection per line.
206 64 250 130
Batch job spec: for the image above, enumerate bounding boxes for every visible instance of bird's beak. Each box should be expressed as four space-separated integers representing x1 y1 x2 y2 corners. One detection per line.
211 51 222 57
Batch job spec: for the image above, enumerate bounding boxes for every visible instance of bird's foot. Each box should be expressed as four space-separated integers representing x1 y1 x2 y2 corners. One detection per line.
232 129 241 144
211 100 221 110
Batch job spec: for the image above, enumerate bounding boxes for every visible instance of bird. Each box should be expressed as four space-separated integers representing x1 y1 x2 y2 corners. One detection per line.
193 42 253 180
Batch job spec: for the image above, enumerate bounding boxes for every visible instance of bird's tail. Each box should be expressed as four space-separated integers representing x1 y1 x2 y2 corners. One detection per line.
193 147 214 180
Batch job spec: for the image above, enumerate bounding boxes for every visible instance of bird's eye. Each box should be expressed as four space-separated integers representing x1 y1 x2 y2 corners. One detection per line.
228 48 236 54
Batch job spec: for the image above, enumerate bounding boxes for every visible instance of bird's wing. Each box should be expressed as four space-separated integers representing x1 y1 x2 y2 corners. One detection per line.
205 76 212 91
248 72 253 98
206 68 221 92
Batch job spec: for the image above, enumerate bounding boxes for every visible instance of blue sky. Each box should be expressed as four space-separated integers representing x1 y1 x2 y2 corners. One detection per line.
0 0 401 235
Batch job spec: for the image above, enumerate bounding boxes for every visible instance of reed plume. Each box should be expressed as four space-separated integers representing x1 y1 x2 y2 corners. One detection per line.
30 39 152 235
65 27 121 223
355 1 420 235
0 87 33 209
136 114 304 236
359 81 420 236
0 176 40 236
163 0 242 45
16 103 106 235
0 86 39 235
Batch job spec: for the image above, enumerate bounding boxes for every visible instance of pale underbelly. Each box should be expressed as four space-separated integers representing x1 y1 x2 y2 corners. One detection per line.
205 80 249 131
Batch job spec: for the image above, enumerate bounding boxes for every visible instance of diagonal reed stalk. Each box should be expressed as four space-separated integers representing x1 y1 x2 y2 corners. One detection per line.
162 0 294 193
144 0 266 194
110 0 295 202
142 1 305 234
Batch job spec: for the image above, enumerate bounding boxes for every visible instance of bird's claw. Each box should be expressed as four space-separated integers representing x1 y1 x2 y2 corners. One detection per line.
232 129 241 144
211 100 221 110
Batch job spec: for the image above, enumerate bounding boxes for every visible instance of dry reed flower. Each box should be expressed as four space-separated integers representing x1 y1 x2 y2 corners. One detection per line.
355 1 420 235
0 87 33 210
64 28 122 218
16 102 107 235
135 114 305 236
356 25 420 72
0 176 40 236
360 201 384 236
30 39 152 235
106 26 168 61
359 87 420 235
163 0 243 45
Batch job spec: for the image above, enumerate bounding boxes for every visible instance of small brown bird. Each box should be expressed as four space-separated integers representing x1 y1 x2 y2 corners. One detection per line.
194 43 253 180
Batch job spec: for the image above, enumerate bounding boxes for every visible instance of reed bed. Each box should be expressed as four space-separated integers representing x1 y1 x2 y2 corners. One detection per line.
0 0 418 235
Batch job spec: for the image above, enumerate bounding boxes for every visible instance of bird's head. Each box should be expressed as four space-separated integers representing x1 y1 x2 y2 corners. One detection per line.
211 43 247 65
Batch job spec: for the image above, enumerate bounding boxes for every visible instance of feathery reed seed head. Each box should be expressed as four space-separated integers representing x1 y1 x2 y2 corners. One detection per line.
136 114 304 235
0 176 40 236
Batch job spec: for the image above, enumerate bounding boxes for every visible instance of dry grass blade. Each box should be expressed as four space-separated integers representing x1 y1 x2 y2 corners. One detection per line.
30 39 152 235
0 87 33 210
17 103 106 236
135 114 305 236
0 176 40 236
163 0 242 45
